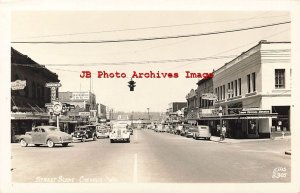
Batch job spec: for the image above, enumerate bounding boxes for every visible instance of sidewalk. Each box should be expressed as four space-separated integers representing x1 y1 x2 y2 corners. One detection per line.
210 135 291 144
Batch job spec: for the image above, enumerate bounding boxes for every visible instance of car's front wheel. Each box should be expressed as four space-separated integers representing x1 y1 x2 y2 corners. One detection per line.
81 136 87 142
20 139 28 147
110 139 114 143
62 143 69 147
47 139 55 148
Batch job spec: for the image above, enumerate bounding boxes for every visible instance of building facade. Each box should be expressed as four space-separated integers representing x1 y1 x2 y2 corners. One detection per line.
166 102 187 123
11 48 60 140
186 78 214 124
213 41 291 138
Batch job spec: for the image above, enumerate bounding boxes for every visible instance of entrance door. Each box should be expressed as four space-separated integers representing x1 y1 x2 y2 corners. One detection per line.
247 119 259 138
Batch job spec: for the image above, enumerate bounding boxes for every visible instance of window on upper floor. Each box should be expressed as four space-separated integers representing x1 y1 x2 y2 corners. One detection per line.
247 74 251 93
228 83 231 98
234 80 238 96
275 69 285 89
238 78 241 95
252 72 256 92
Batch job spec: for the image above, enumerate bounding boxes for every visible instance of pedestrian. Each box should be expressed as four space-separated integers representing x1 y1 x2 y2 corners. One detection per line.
220 125 226 141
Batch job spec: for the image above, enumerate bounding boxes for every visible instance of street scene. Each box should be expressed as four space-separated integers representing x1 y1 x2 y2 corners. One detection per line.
12 129 291 183
9 11 293 185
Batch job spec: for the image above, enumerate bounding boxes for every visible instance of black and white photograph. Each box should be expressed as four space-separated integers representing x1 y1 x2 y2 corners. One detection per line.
1 1 300 193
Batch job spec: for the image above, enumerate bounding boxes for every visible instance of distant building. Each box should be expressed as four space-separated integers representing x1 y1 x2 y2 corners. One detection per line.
166 102 187 123
59 91 97 111
186 77 214 124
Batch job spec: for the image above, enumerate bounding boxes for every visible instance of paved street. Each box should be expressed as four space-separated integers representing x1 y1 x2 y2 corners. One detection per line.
12 129 291 183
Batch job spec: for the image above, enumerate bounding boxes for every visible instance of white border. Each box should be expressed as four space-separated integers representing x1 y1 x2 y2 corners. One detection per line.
1 1 300 193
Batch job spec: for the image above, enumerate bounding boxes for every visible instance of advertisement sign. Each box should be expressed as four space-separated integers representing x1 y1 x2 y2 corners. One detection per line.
79 112 90 117
201 93 217 100
71 92 90 100
45 82 62 87
11 80 26 90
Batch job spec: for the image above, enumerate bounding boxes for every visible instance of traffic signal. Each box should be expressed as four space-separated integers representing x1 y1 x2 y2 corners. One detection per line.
128 78 136 91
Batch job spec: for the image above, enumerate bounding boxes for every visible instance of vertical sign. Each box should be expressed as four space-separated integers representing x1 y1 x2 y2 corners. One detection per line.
45 82 62 102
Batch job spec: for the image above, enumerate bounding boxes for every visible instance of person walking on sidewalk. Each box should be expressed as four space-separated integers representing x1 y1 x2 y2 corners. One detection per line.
220 125 226 141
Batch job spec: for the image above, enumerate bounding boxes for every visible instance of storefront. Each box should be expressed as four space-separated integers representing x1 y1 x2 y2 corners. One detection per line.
11 112 50 142
197 110 277 139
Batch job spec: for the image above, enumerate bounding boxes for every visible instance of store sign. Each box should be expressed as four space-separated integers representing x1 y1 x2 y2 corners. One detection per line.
11 80 26 90
240 110 270 114
45 82 62 88
45 82 61 102
79 112 90 117
202 93 217 100
71 92 90 100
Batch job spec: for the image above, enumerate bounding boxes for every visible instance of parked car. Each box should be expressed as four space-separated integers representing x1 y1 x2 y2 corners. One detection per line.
185 126 198 138
19 126 73 148
155 124 163 132
96 125 110 138
127 126 134 135
162 124 169 132
193 125 211 140
72 125 97 142
176 125 183 135
180 125 190 136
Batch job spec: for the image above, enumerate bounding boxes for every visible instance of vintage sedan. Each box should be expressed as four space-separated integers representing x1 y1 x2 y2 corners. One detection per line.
19 126 73 148
109 124 130 143
96 125 110 138
72 125 98 142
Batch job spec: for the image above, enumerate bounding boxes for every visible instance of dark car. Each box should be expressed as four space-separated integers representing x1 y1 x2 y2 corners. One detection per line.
127 127 134 135
72 125 97 142
185 127 198 138
180 124 190 136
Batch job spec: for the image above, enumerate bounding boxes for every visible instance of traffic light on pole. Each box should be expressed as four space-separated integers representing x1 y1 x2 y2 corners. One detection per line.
128 78 136 91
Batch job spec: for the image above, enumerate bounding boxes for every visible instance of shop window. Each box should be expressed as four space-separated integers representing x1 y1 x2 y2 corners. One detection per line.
275 69 285 89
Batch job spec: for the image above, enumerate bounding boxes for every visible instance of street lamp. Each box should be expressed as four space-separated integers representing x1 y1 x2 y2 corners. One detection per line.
147 108 150 123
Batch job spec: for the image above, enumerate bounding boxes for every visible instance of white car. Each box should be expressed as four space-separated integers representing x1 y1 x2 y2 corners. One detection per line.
109 124 130 143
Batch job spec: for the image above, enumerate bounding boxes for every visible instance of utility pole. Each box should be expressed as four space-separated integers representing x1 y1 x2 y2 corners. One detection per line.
147 108 150 123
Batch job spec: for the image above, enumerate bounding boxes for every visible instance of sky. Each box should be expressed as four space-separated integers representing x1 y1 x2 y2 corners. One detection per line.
11 11 290 112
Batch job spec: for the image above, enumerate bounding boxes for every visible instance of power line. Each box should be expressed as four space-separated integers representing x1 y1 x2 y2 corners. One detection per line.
12 21 290 44
15 14 288 39
11 55 237 67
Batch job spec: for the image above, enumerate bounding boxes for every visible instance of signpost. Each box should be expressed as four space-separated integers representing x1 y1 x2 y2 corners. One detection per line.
45 82 61 102
45 82 62 129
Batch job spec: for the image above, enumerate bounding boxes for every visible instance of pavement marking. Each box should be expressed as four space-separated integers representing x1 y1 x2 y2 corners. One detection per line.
133 153 138 183
241 150 281 154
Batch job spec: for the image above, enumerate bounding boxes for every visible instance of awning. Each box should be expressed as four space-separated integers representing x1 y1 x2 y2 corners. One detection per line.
187 113 278 121
11 112 50 120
